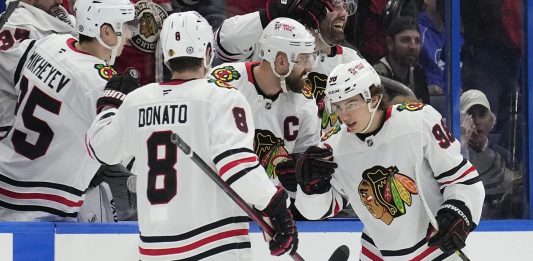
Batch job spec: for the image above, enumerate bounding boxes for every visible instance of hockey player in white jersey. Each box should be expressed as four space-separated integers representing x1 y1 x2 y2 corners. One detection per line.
87 11 298 260
0 0 134 221
0 0 75 139
215 0 362 134
208 17 321 199
294 60 485 260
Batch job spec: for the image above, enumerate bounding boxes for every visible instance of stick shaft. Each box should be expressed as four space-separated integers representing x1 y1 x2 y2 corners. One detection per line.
414 162 471 261
171 133 304 261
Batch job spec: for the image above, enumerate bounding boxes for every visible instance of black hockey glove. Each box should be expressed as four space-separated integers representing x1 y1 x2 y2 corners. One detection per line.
261 188 298 256
90 164 133 188
275 155 300 193
96 68 141 113
384 0 404 27
264 0 334 30
427 200 475 254
295 146 337 194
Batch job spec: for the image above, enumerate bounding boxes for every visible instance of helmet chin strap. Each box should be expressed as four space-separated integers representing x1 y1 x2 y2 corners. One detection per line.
96 34 121 65
360 95 383 133
317 32 334 48
270 62 295 93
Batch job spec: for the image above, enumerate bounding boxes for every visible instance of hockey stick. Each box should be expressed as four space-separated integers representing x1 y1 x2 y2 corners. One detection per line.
379 76 416 98
0 0 19 31
170 133 305 261
413 162 470 261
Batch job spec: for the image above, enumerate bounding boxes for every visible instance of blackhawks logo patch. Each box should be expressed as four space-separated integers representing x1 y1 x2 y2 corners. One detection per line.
302 80 314 99
303 72 339 129
253 129 289 179
359 166 418 225
396 102 425 112
208 66 241 88
321 124 341 142
131 0 168 53
94 64 117 80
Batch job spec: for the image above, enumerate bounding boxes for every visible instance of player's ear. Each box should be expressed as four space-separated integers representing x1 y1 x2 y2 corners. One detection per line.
100 24 116 42
274 52 289 75
205 45 212 65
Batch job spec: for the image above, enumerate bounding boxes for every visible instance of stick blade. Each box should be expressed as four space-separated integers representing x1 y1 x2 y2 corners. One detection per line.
328 245 349 261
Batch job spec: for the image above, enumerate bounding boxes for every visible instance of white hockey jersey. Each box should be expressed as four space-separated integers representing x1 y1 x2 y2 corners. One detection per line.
295 103 485 260
0 3 75 138
214 11 362 134
207 62 321 182
87 78 278 261
0 34 111 221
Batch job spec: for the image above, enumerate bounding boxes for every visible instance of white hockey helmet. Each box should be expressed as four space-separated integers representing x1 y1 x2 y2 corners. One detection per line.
160 11 214 69
326 59 383 133
259 17 316 72
326 59 381 103
74 0 134 38
74 0 134 64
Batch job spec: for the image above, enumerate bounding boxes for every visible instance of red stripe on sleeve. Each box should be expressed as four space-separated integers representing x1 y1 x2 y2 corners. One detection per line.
219 156 258 177
361 246 384 261
442 166 477 185
410 246 439 261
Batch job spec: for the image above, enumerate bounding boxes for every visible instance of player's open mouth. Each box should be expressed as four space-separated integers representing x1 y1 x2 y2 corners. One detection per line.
333 22 344 31
347 122 357 131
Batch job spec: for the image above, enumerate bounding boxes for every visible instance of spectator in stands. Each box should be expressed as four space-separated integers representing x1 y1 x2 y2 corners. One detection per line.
461 0 522 132
373 16 429 104
353 0 421 64
417 0 445 96
460 90 523 219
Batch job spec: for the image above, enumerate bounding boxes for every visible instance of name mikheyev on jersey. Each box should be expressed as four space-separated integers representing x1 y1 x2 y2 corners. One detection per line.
25 52 71 93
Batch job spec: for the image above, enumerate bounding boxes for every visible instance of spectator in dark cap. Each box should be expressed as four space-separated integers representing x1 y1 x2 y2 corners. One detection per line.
373 16 430 105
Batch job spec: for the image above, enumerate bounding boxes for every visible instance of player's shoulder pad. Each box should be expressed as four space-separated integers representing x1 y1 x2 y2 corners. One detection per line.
207 63 245 89
395 102 426 113
93 63 118 81
391 102 442 129
321 124 343 142
338 45 363 61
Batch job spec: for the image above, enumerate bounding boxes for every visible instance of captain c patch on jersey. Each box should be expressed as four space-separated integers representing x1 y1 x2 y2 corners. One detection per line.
358 166 418 225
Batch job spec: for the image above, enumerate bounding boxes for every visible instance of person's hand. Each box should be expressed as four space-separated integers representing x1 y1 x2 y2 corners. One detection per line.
275 155 298 193
260 188 298 256
460 113 475 145
428 200 474 254
96 68 141 113
265 0 333 30
428 84 444 96
295 146 337 194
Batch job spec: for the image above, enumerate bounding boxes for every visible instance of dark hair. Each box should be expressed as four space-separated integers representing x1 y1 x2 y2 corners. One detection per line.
369 84 389 110
78 34 94 44
387 16 419 38
78 23 113 44
167 57 204 73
